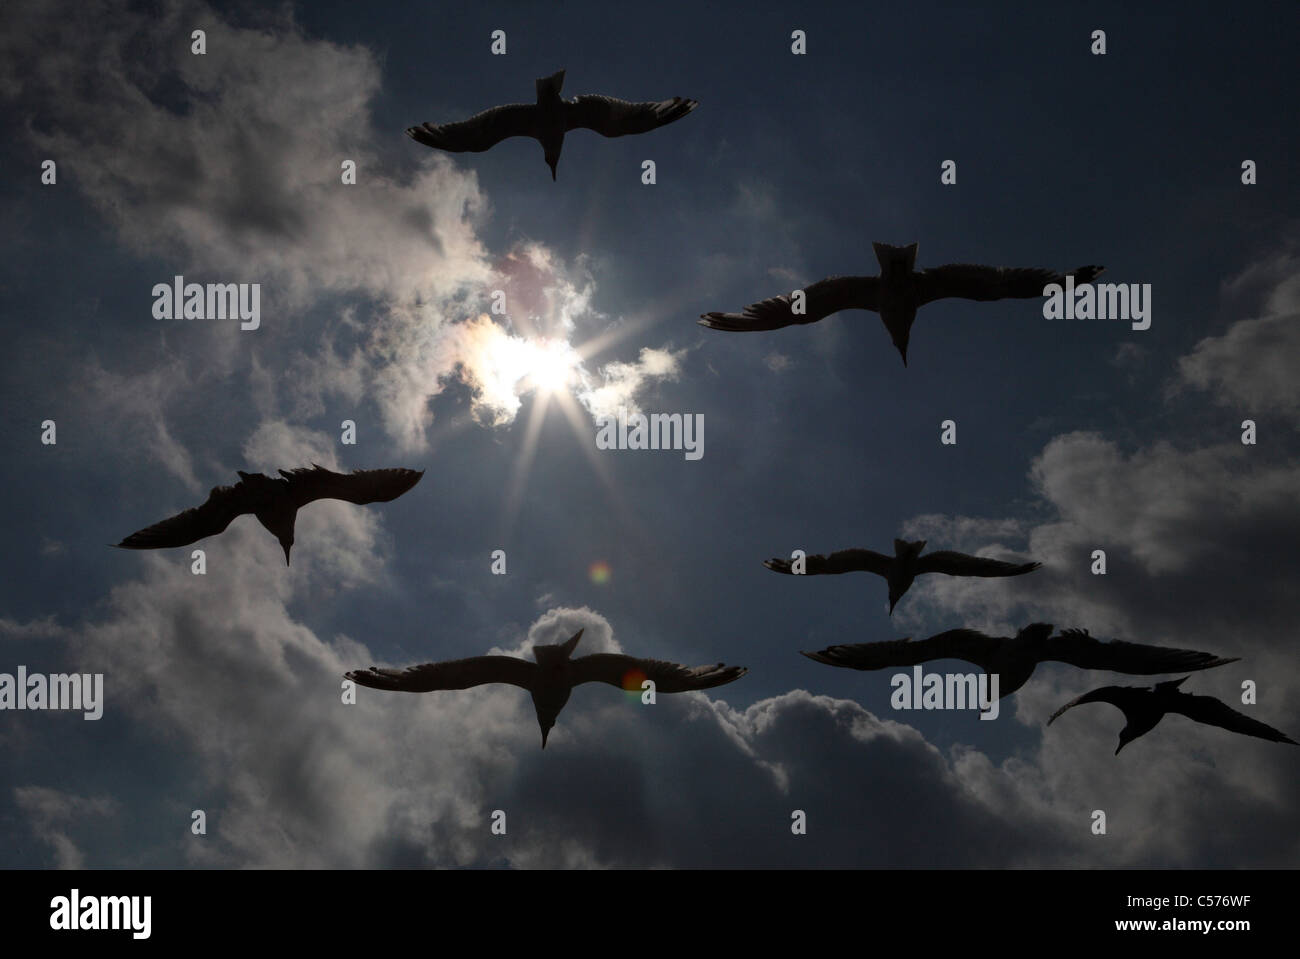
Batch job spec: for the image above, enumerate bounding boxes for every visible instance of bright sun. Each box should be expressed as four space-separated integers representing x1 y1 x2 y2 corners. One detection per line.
523 337 581 395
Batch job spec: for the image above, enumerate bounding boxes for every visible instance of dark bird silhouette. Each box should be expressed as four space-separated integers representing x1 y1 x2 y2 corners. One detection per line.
1049 677 1298 753
700 242 1105 366
764 539 1041 615
803 624 1240 697
115 465 423 565
346 628 746 748
406 69 698 180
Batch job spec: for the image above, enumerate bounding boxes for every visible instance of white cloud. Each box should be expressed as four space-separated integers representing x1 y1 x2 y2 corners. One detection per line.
896 257 1300 865
578 346 685 420
77 361 203 490
763 351 792 373
2 2 491 309
1179 311 1300 416
13 786 118 869
1177 249 1300 415
2 1 681 455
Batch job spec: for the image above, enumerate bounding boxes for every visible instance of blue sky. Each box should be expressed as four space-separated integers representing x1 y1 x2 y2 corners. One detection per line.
1 0 1297 867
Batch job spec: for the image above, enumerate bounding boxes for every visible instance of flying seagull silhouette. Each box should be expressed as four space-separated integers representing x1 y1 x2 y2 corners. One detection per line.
406 69 698 180
115 465 423 565
803 624 1239 697
764 539 1041 615
1049 677 1298 753
346 628 747 748
700 242 1105 365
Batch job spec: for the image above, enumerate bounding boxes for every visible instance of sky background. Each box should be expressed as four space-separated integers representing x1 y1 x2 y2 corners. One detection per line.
1 0 1298 867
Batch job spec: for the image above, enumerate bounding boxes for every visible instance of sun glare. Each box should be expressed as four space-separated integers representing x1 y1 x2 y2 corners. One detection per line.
525 337 580 395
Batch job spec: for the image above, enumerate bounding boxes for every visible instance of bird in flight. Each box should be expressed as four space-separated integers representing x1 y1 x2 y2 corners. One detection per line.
1048 677 1297 753
346 628 747 748
700 242 1104 366
406 69 698 180
803 624 1239 697
764 539 1041 615
115 465 423 565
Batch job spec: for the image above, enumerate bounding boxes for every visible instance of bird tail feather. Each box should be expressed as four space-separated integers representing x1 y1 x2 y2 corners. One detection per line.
536 69 565 100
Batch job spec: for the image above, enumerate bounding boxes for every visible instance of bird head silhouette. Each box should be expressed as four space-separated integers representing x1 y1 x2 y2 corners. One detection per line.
534 69 567 180
1115 729 1137 755
529 628 584 748
532 687 570 749
265 518 296 566
1018 622 1055 645
892 332 910 367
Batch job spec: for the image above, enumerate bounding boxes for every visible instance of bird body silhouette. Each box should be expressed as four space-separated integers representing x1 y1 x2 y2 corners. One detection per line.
406 70 698 179
803 624 1239 697
115 465 423 565
764 539 1041 614
1049 677 1297 753
700 242 1105 365
346 629 747 747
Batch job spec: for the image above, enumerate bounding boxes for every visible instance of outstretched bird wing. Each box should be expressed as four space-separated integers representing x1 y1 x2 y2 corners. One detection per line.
915 264 1104 306
700 276 880 331
763 548 892 577
1170 694 1298 744
915 550 1041 577
281 465 423 508
565 95 698 137
570 655 747 693
802 628 1002 672
1047 685 1145 725
346 656 536 692
116 482 253 550
1042 628 1239 675
406 103 539 152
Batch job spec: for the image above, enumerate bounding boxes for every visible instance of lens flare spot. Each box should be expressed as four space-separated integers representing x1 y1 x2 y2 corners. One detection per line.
589 560 611 584
621 667 647 701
